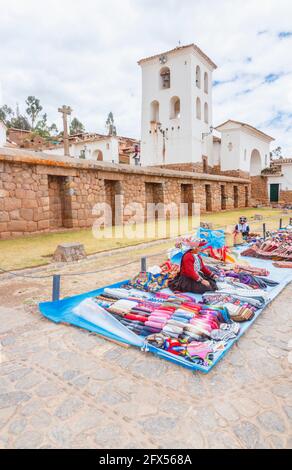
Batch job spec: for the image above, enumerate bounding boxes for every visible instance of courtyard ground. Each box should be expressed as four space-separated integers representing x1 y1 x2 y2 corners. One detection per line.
0 242 291 449
0 207 291 270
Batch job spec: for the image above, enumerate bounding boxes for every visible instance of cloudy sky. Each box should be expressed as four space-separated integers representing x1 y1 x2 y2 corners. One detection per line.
1 0 292 153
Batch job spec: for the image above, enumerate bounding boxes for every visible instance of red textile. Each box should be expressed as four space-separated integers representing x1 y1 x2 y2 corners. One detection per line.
124 313 148 322
180 252 212 281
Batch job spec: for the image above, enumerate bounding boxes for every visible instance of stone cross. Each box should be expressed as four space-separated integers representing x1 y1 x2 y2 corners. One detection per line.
58 105 72 157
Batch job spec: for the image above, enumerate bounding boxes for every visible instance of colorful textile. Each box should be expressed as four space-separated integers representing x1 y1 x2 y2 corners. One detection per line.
241 231 292 261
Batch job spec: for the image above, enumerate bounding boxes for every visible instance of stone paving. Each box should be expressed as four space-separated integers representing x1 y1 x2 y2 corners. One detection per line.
0 246 291 449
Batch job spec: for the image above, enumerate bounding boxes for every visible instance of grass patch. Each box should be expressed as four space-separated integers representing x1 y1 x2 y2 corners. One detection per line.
0 207 290 271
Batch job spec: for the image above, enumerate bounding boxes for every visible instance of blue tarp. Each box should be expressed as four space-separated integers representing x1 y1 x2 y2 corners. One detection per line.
39 252 292 373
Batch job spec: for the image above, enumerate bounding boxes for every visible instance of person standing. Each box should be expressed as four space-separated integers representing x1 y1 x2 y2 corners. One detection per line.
234 216 250 238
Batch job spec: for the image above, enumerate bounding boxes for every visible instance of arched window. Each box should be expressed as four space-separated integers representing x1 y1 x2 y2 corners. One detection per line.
170 96 180 119
150 100 159 122
204 102 209 123
93 149 103 161
196 97 201 119
196 65 201 88
204 72 208 93
160 67 170 89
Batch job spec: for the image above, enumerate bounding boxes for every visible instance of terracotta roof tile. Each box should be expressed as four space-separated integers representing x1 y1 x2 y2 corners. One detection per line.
138 43 217 69
215 119 274 141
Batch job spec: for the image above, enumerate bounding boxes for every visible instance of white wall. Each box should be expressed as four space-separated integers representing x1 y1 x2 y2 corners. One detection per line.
219 126 271 174
140 47 214 166
211 140 221 166
268 164 292 191
44 136 119 163
0 121 7 147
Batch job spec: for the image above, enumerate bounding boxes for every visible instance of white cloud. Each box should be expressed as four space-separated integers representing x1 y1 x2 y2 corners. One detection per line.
0 0 292 153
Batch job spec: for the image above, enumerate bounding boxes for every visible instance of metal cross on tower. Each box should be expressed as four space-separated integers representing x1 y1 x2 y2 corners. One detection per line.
58 105 72 156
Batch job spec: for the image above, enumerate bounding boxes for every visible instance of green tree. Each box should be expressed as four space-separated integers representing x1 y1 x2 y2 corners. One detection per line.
34 114 59 140
25 96 43 129
0 105 14 126
270 146 282 159
10 114 31 130
70 117 85 135
49 123 59 136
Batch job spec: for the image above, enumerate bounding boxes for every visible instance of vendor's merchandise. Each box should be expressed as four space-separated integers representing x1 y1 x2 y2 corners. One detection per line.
40 227 292 373
273 261 292 268
242 230 292 261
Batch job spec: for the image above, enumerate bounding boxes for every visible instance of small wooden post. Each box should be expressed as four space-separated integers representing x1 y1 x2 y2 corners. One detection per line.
263 223 266 240
279 218 283 229
52 274 61 301
141 256 147 272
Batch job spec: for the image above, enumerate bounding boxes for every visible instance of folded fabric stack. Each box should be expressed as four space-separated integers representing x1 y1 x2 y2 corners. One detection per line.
108 299 139 315
241 231 292 261
210 322 240 341
232 264 270 277
103 287 151 301
201 292 259 321
95 288 235 349
147 321 241 366
273 261 292 268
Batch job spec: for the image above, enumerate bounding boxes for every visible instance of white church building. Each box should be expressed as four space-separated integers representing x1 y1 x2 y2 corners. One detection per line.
138 44 274 176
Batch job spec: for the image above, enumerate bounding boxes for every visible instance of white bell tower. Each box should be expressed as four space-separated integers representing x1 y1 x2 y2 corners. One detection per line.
138 44 217 168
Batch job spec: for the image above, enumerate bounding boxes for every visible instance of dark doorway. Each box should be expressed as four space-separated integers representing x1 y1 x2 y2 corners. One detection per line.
205 184 212 211
48 175 72 229
233 186 239 208
202 156 208 173
104 180 122 226
245 186 249 207
270 184 279 202
145 182 164 220
181 184 194 217
220 185 226 210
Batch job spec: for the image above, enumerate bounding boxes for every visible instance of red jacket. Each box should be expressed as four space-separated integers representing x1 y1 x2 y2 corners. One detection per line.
180 251 212 281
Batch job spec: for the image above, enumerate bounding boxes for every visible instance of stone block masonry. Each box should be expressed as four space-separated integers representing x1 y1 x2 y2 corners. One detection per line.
0 148 251 239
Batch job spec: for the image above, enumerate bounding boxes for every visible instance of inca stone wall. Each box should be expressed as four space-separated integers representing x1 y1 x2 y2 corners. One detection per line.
0 149 252 239
250 175 269 205
279 190 292 204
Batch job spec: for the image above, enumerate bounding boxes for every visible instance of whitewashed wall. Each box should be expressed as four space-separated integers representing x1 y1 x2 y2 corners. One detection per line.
211 140 221 166
268 164 292 191
44 136 119 163
219 125 271 174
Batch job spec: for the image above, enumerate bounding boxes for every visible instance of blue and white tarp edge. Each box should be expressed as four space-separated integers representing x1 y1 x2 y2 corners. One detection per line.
39 254 292 374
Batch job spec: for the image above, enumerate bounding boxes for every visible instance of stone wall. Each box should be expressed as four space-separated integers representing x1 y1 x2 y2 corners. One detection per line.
0 148 252 239
211 165 250 179
280 190 292 204
250 175 269 205
151 162 206 173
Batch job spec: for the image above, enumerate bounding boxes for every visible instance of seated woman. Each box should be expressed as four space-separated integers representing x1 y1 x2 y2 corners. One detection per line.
169 240 218 294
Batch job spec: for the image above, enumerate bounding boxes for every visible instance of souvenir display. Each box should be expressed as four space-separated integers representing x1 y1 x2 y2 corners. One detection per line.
242 229 292 261
39 228 292 373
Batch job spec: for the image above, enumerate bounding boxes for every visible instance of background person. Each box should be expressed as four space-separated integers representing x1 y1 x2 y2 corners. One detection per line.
234 216 250 238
